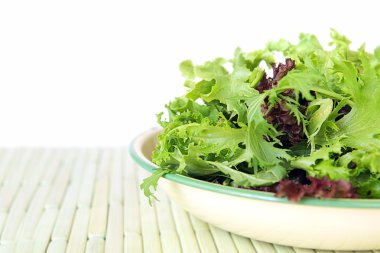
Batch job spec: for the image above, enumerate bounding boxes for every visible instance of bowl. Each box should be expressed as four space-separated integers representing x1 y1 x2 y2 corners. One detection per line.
130 128 380 251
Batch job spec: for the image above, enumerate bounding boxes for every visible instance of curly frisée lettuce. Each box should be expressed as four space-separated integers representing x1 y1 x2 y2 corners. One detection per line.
141 30 380 202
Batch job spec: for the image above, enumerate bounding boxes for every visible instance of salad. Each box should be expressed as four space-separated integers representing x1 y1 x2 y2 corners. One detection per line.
141 30 380 202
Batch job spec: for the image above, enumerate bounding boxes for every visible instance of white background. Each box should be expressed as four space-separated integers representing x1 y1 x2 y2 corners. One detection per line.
0 0 378 146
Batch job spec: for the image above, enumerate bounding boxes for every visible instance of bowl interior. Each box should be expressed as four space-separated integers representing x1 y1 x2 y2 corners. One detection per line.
140 129 156 161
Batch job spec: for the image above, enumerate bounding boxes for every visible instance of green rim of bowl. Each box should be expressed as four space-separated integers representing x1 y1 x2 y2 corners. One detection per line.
130 129 380 209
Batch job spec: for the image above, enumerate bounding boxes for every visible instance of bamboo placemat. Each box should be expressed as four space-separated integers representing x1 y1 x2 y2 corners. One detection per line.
0 148 376 253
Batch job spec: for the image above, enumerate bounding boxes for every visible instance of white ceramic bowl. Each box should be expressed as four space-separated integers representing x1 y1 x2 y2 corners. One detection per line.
130 128 380 251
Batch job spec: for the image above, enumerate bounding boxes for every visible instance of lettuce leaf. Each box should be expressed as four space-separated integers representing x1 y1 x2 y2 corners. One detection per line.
141 30 380 201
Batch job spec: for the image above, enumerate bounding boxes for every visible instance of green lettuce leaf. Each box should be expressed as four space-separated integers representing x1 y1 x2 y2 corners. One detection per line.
140 29 380 200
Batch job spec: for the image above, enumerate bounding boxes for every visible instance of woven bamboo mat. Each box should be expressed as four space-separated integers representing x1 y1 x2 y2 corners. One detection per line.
0 149 376 253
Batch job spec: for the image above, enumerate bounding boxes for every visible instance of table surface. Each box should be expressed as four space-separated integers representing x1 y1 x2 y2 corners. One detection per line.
0 148 376 253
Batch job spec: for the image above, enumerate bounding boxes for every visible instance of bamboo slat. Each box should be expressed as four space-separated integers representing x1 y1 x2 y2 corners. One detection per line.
273 244 296 253
1 149 34 186
39 149 66 186
51 183 81 240
1 200 26 243
33 208 58 253
124 163 143 253
0 242 15 253
124 163 141 236
77 150 99 209
231 234 257 253
155 190 182 253
109 149 123 205
66 208 90 253
190 216 218 253
251 239 278 253
51 150 88 240
293 248 316 253
46 239 66 253
0 212 6 236
44 151 74 209
88 150 109 239
88 180 108 238
137 171 162 253
0 182 19 213
209 225 238 253
0 149 35 212
171 202 201 253
0 150 16 185
124 234 143 253
16 185 50 241
86 238 105 253
104 203 123 253
15 240 33 253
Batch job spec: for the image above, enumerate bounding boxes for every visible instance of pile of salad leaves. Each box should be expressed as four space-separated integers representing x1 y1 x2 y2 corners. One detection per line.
141 30 380 202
